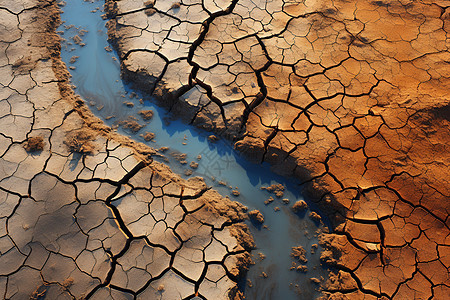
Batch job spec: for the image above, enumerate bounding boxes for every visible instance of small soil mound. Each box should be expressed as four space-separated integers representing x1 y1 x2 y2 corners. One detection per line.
292 200 308 213
171 152 187 163
120 117 143 133
144 8 156 16
261 183 285 197
170 2 181 10
24 136 45 152
264 196 274 205
296 265 308 273
309 211 322 222
141 132 155 141
310 277 321 284
64 129 96 154
208 135 218 142
138 110 154 120
73 35 82 45
248 210 264 224
291 246 307 263
69 56 79 63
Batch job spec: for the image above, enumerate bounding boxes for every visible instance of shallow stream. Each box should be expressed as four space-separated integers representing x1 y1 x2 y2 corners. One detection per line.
58 0 329 298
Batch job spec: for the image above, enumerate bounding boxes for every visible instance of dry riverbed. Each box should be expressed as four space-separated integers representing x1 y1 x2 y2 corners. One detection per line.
0 1 254 299
105 0 450 298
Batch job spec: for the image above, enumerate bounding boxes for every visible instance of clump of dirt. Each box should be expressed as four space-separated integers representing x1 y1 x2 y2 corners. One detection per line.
144 8 156 16
79 29 88 36
138 109 154 120
208 135 218 142
73 35 82 44
310 277 321 284
144 0 155 7
232 189 240 196
228 223 255 250
296 265 308 273
170 2 181 10
248 210 264 224
261 183 285 197
24 136 45 152
64 128 96 154
69 56 79 63
171 152 187 164
291 246 307 263
143 1 157 15
119 117 143 132
141 132 155 141
292 200 308 213
309 211 322 222
264 196 274 205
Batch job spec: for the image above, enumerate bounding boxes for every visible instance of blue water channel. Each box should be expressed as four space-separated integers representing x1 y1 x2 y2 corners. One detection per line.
58 0 329 298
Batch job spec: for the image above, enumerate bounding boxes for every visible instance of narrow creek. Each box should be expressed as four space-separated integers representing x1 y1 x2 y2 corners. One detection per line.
58 0 329 298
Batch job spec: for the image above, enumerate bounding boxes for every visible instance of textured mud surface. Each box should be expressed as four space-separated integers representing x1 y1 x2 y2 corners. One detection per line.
0 1 254 299
106 0 450 298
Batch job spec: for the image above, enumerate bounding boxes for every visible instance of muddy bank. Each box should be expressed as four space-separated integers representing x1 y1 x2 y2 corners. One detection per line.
104 0 450 298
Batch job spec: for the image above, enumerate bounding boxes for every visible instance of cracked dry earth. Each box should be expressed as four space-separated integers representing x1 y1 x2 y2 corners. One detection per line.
0 0 254 299
106 0 450 299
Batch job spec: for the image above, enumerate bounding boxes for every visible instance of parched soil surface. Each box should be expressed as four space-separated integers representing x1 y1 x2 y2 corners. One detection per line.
106 0 450 298
0 0 254 299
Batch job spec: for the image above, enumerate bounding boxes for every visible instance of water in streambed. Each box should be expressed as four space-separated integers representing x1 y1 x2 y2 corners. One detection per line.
58 0 330 298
